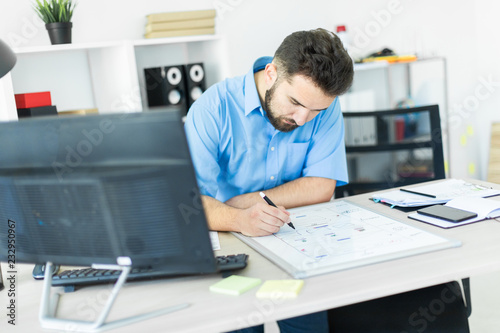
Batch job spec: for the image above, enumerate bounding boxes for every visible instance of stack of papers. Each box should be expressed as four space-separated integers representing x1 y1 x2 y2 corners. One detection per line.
372 179 500 208
408 197 500 228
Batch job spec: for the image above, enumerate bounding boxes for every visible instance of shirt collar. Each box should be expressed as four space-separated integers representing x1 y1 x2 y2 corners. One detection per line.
244 56 273 117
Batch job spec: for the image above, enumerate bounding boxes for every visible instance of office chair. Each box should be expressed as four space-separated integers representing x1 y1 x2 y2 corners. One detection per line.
329 105 471 332
335 105 445 198
329 280 470 333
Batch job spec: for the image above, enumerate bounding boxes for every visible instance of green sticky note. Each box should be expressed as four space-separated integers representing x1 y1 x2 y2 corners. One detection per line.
209 275 262 296
256 280 304 299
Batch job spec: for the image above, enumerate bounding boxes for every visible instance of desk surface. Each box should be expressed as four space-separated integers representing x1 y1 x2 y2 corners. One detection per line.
2 179 500 332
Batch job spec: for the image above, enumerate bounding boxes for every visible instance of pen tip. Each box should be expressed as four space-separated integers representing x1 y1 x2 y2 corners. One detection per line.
289 222 296 229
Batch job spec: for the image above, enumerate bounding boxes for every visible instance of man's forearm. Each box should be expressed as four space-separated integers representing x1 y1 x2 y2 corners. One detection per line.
225 177 337 209
201 195 240 232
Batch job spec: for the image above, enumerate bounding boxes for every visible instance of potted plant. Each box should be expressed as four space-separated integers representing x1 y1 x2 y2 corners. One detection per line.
34 0 76 45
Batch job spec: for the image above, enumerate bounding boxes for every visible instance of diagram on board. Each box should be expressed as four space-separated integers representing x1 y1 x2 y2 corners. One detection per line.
273 201 438 262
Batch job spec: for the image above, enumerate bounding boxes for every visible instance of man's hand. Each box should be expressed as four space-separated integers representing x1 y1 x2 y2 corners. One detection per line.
236 202 291 237
201 195 291 237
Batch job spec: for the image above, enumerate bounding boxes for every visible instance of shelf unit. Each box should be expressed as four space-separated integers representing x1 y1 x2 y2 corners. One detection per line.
343 57 449 177
0 35 228 120
350 57 448 112
337 105 445 197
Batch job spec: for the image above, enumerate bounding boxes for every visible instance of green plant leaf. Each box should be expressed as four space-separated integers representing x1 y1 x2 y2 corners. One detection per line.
33 0 76 23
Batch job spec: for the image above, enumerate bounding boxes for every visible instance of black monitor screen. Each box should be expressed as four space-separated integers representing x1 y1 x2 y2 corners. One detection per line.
0 111 217 275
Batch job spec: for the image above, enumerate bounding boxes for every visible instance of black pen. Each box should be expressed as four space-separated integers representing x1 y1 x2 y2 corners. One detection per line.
259 192 296 230
400 188 436 198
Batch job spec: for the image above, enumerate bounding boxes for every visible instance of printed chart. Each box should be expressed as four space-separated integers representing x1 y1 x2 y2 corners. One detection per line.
234 200 460 278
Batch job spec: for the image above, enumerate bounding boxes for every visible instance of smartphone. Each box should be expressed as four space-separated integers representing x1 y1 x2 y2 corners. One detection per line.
417 205 477 222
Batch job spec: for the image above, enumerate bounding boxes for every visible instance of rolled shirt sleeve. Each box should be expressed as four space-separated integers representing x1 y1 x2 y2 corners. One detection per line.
184 95 222 198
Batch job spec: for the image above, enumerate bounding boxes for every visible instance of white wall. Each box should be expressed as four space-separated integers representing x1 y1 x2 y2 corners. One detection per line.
1 0 499 181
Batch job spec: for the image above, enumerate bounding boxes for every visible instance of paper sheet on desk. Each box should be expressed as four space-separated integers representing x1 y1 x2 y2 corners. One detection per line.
209 231 220 250
372 179 500 207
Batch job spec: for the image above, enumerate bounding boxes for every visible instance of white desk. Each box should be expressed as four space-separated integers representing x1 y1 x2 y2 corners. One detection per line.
2 179 500 332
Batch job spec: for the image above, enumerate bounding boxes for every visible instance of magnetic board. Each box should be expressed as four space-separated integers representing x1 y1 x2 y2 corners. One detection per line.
233 200 461 278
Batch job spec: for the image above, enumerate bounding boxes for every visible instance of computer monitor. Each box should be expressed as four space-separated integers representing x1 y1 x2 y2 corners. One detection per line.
0 110 217 275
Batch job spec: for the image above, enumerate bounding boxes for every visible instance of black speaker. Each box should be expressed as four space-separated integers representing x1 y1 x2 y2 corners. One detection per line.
184 63 206 110
144 65 187 113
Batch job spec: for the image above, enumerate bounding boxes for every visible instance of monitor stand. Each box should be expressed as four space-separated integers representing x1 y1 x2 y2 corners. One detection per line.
38 259 190 332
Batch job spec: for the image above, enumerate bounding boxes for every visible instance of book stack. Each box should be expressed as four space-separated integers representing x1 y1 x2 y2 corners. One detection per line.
145 9 216 39
15 91 57 118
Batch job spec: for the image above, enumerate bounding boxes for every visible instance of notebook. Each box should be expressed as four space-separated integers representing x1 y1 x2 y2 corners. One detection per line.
372 179 500 208
408 197 500 228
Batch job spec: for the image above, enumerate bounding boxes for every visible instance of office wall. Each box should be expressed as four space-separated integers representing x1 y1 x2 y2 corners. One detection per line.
1 0 499 181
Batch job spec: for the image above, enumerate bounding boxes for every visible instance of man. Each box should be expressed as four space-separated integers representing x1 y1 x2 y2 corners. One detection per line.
185 28 353 332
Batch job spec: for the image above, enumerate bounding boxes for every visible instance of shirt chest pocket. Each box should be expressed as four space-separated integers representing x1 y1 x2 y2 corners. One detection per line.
282 142 310 182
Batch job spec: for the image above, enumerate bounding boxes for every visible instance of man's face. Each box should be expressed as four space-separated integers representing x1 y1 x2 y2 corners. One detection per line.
264 74 335 132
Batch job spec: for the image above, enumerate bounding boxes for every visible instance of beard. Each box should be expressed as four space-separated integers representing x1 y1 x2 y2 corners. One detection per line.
264 81 298 133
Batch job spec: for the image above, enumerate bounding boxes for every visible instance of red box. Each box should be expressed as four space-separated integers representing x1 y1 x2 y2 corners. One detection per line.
15 91 52 109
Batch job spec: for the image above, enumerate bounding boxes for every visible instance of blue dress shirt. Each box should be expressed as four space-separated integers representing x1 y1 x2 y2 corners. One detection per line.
184 57 348 203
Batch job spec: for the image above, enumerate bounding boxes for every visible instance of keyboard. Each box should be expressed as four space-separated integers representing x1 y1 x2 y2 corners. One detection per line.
50 254 248 289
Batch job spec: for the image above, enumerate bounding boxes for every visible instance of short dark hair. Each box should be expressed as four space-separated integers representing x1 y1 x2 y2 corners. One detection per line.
273 28 354 96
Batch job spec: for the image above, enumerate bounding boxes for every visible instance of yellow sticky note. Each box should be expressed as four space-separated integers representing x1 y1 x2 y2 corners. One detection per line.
468 162 476 175
467 125 474 136
209 275 261 296
256 280 304 299
460 134 467 146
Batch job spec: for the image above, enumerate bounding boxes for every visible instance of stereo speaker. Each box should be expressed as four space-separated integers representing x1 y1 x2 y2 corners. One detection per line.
183 63 206 110
144 65 187 113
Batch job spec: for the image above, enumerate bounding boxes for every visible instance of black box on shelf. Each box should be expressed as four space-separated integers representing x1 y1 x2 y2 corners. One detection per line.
17 105 58 118
184 63 206 109
144 65 188 114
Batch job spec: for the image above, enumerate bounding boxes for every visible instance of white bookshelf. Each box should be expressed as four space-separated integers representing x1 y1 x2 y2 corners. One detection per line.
12 41 125 54
1 35 228 120
344 57 450 177
353 61 390 72
131 34 219 47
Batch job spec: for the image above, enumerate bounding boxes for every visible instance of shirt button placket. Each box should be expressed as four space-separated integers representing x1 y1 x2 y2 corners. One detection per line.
266 139 278 187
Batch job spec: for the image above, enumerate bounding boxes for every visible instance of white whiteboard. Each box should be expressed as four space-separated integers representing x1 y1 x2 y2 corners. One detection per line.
233 200 461 278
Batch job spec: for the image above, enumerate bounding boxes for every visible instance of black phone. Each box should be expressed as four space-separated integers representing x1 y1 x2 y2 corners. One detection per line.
417 205 477 222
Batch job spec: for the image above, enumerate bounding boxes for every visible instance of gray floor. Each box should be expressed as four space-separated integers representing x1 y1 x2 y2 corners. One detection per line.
263 270 500 332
